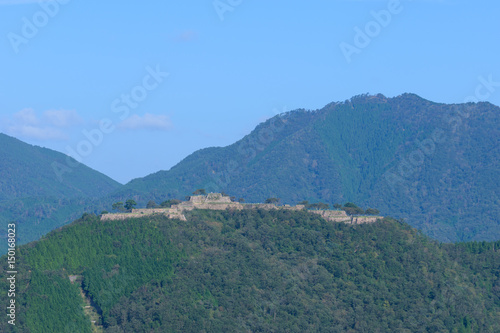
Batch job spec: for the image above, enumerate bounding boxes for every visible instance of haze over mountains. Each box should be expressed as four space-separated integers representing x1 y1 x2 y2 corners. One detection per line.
1 93 499 246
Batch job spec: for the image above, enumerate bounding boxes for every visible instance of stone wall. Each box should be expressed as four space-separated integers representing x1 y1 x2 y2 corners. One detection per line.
309 210 351 222
349 216 381 224
189 193 232 204
132 208 171 214
100 193 383 225
101 213 151 221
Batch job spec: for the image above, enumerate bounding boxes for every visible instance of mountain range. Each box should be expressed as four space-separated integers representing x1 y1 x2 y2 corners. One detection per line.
1 93 499 245
119 93 500 242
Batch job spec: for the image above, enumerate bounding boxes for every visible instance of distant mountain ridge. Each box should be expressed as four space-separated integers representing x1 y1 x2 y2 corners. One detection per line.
0 133 122 247
1 93 498 245
120 93 500 242
0 133 120 199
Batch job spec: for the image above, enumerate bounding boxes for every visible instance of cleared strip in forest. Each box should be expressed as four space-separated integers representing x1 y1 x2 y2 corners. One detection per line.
69 275 104 333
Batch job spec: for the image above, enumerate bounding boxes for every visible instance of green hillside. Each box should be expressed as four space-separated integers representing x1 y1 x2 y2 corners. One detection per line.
0 134 120 199
0 133 122 248
2 210 499 332
120 94 500 242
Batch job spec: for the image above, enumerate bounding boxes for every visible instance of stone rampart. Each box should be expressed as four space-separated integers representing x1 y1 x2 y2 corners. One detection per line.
349 216 381 224
100 193 383 225
101 213 150 221
309 210 351 222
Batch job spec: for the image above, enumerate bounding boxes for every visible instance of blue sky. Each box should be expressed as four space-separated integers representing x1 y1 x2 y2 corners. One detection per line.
0 0 499 184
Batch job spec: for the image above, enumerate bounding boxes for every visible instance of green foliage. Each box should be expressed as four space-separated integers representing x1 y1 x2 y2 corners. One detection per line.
0 214 177 331
193 189 207 195
0 133 120 201
124 199 137 211
365 208 380 215
0 134 122 252
2 210 499 332
160 199 181 208
112 202 124 212
24 271 91 333
265 197 280 204
342 202 365 215
306 202 329 210
146 200 157 208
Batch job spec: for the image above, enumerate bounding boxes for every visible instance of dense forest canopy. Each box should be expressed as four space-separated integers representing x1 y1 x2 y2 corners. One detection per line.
1 209 499 332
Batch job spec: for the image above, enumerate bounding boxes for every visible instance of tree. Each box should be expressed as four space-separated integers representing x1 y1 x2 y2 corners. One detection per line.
318 202 330 210
112 202 125 212
238 198 245 203
365 208 380 215
265 198 280 205
308 202 329 210
298 200 309 206
342 203 364 216
146 200 158 209
160 199 181 208
333 203 342 209
342 202 364 215
124 199 137 211
193 189 207 195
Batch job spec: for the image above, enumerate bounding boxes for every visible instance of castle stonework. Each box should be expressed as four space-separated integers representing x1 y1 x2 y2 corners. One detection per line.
100 193 383 224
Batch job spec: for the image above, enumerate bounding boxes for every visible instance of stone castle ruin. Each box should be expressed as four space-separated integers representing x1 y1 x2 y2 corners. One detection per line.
101 193 382 224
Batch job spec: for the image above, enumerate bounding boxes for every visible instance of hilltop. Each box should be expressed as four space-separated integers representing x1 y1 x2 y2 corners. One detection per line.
2 208 499 332
102 192 382 224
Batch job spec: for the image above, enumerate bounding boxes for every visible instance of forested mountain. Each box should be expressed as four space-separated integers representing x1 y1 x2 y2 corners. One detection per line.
120 94 500 242
1 93 498 248
0 134 120 199
0 133 122 248
2 210 499 332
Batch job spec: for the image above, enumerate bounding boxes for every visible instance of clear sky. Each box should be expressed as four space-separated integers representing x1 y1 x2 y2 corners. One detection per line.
0 0 499 184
